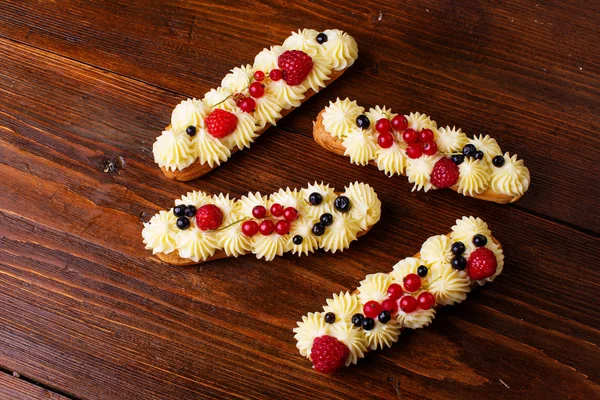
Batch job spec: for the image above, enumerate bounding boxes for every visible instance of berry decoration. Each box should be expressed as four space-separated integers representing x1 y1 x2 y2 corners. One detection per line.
324 312 336 324
419 129 434 143
253 70 265 81
252 205 267 219
417 265 428 277
375 118 391 134
186 125 197 136
334 196 351 212
399 296 418 313
391 115 408 131
308 192 323 206
378 310 391 324
403 273 422 292
451 256 467 270
205 109 238 138
473 234 488 247
283 207 299 221
312 223 325 236
292 235 303 245
316 33 328 44
363 300 382 318
239 97 256 113
248 82 265 98
351 313 364 327
430 157 460 188
417 292 436 310
362 317 375 331
406 142 423 159
451 154 465 165
355 115 370 129
377 133 394 149
241 221 259 237
381 299 398 314
467 247 498 280
269 69 283 81
386 283 403 300
474 151 484 160
270 203 284 217
259 220 275 236
451 241 466 255
184 205 197 217
277 50 313 86
423 141 438 156
320 213 333 226
275 220 291 235
492 155 505 167
176 216 190 230
173 205 186 217
310 336 349 374
195 204 223 231
462 144 476 157
402 128 418 144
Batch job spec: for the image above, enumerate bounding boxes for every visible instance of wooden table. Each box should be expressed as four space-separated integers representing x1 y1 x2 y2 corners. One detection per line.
1 1 598 399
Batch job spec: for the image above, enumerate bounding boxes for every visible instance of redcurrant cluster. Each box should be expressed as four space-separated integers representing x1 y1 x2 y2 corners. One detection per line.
232 69 284 113
241 203 299 237
375 115 439 159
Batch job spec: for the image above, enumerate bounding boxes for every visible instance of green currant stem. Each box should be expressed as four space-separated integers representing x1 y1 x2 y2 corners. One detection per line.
209 217 248 232
209 76 255 108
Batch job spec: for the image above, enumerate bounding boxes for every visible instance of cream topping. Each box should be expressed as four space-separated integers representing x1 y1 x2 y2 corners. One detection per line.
322 98 364 139
457 158 490 197
171 98 209 133
428 264 471 306
364 318 401 350
365 106 396 124
221 64 254 93
490 152 530 197
289 215 319 256
375 141 408 176
293 312 328 358
406 154 442 192
253 86 283 128
251 232 291 261
342 182 382 231
450 216 491 244
153 129 197 171
282 28 322 57
467 134 501 164
210 193 242 224
396 307 436 329
220 107 259 150
301 182 336 218
175 226 219 262
216 223 252 258
436 126 468 153
323 292 362 323
303 52 332 93
176 191 211 208
406 112 437 132
329 322 368 366
194 128 232 167
267 78 306 109
253 45 283 72
390 257 425 284
142 210 179 255
420 235 453 268
342 126 378 165
357 273 393 303
322 29 358 71
319 211 362 253
202 87 236 110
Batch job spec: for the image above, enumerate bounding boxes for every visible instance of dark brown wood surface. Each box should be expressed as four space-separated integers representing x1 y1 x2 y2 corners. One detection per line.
0 1 598 399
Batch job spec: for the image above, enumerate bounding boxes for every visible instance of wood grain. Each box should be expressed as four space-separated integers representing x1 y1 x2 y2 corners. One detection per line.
0 1 599 399
0 372 69 400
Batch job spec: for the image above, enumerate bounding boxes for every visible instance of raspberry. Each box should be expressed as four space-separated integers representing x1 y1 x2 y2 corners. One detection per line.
467 247 498 280
310 335 349 374
195 204 223 231
205 109 237 138
430 157 459 188
277 50 313 86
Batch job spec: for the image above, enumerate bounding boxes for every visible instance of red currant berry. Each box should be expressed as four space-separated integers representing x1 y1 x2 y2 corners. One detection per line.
387 283 403 300
233 93 246 106
274 220 291 235
363 300 382 318
402 128 418 144
239 97 256 113
252 205 267 219
283 207 299 221
381 299 398 314
419 129 434 143
399 296 418 313
241 221 259 237
391 115 408 131
417 292 436 310
403 273 422 292
269 69 283 81
406 143 423 159
249 82 265 98
375 118 391 134
253 70 265 81
423 141 438 156
258 220 275 235
377 133 394 149
270 203 284 217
